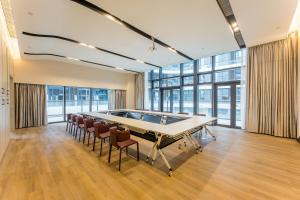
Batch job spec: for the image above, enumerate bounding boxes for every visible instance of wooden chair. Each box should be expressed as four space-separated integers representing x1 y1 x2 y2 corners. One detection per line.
66 113 73 133
93 121 110 156
75 116 85 141
83 118 95 146
70 114 78 136
108 127 139 171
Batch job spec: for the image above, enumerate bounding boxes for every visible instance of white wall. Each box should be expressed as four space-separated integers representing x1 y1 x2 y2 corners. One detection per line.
14 59 135 109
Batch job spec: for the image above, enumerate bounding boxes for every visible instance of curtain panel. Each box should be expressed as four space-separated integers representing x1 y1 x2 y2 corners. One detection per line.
246 32 298 138
135 73 144 110
15 83 47 129
109 89 126 110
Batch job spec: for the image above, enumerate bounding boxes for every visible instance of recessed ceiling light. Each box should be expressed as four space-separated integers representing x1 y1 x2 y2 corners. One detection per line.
67 57 79 61
233 27 239 32
136 59 144 64
231 22 237 28
27 12 34 16
79 42 88 47
168 47 177 53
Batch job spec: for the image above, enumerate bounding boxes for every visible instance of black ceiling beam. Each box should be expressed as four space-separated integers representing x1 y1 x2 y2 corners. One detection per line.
70 0 194 61
24 52 139 73
216 0 246 48
22 31 161 69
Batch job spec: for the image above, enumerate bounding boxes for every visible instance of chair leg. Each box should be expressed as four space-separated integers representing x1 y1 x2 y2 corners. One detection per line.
108 144 112 163
126 147 128 155
83 129 86 144
75 126 78 139
136 143 139 161
93 135 96 151
66 122 68 132
100 139 103 156
87 132 91 146
119 148 122 171
78 128 82 142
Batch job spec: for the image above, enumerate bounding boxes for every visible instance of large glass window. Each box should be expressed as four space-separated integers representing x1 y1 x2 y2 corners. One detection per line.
183 61 194 74
91 89 108 111
161 77 180 87
162 64 180 78
47 86 64 122
215 51 242 70
198 85 212 116
148 49 244 128
199 57 212 72
65 87 90 114
182 86 194 114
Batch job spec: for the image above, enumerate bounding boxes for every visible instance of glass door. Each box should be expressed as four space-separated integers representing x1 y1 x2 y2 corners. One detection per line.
215 83 239 128
162 88 181 113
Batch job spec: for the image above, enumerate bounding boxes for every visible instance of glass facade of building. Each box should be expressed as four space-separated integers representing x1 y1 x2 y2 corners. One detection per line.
47 86 108 123
148 50 245 128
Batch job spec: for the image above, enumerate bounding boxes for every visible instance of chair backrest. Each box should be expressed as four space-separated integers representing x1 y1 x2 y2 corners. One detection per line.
71 114 77 122
76 116 84 124
117 130 130 142
109 127 119 147
67 113 72 120
94 121 109 136
83 118 95 129
196 113 206 117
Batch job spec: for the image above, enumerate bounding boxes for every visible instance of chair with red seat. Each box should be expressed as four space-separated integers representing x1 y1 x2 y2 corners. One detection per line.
108 127 139 171
75 116 85 141
66 113 73 133
93 121 111 156
70 114 78 136
83 118 95 146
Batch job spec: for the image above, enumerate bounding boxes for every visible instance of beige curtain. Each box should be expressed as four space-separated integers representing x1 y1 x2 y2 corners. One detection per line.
135 73 144 110
15 83 47 129
108 89 126 110
246 32 298 138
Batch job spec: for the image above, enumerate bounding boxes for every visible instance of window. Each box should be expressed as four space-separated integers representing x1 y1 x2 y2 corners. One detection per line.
161 77 180 87
198 73 212 83
198 57 212 72
183 61 194 74
152 89 160 110
215 51 242 70
183 76 194 85
91 89 108 111
148 49 244 128
152 69 160 80
47 86 64 122
65 87 90 114
183 86 194 114
215 68 241 82
198 85 212 116
162 65 180 78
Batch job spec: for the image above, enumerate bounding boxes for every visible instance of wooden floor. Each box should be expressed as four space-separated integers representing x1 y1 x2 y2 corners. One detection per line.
0 123 299 200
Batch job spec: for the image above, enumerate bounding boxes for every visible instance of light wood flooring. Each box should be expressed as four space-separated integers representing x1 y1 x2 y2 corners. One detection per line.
0 123 299 200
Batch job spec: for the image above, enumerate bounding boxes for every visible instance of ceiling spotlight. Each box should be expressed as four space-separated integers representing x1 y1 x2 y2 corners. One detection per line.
116 67 124 70
168 47 177 53
79 42 88 47
233 27 239 32
136 59 144 64
87 45 95 49
231 22 237 28
148 36 157 53
67 57 79 61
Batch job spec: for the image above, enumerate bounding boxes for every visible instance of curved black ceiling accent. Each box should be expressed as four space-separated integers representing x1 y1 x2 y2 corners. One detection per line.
216 0 246 48
70 0 194 61
24 52 139 73
23 31 161 69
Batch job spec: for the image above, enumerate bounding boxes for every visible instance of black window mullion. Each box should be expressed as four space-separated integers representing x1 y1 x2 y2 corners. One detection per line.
193 60 198 115
63 86 66 121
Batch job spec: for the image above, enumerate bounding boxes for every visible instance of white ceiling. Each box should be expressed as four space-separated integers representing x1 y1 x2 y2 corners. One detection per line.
10 0 298 73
